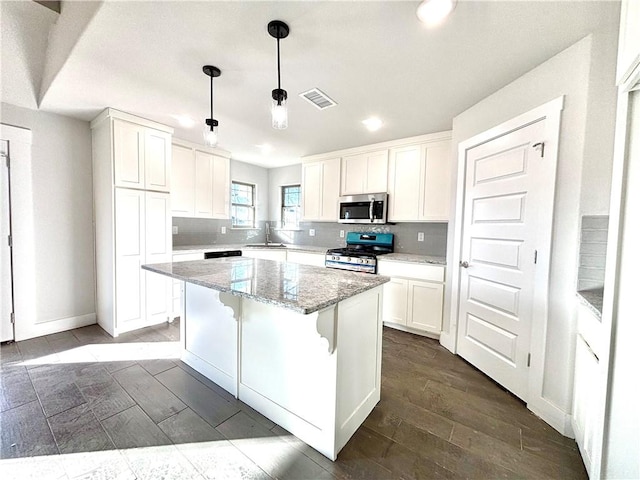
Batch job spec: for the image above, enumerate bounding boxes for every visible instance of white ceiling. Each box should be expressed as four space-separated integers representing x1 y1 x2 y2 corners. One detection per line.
1 0 620 168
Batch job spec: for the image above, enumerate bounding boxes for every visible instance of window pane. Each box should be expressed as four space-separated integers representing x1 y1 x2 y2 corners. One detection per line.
232 205 254 227
231 182 254 206
282 185 301 207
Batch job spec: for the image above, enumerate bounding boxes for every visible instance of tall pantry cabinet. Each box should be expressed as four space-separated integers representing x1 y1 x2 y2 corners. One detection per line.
91 109 173 337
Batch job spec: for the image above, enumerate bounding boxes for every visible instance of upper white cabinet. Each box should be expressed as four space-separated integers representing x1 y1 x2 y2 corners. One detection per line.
171 139 230 219
341 150 388 195
617 0 640 86
388 138 451 222
301 157 341 221
91 108 174 337
113 118 171 192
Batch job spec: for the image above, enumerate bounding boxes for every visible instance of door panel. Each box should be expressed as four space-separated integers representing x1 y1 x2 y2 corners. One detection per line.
388 145 421 221
195 151 214 217
457 120 546 401
211 154 230 219
114 120 144 189
145 130 170 192
145 192 171 322
408 280 443 333
1 140 13 342
382 278 408 325
171 144 195 216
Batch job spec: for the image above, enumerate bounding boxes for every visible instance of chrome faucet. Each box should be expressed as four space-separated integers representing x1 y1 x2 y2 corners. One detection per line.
265 221 271 245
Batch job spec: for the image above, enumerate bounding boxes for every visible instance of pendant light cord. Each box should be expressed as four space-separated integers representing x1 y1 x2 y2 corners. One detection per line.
276 36 282 104
210 74 214 123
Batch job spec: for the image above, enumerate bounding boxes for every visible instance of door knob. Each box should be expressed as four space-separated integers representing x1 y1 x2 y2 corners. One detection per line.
459 261 469 268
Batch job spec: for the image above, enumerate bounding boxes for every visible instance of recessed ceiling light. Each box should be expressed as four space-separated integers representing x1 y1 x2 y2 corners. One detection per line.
362 117 383 132
416 0 456 27
173 115 196 128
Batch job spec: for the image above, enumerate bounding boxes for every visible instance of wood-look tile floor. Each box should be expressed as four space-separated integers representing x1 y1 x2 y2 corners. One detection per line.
0 321 587 479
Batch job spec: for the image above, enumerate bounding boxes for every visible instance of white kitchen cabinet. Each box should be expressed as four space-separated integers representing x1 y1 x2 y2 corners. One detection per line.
286 250 326 267
171 143 195 216
378 260 445 337
171 139 230 219
301 157 341 221
92 108 174 337
242 248 287 262
113 118 171 192
616 0 640 86
388 139 451 222
341 150 388 195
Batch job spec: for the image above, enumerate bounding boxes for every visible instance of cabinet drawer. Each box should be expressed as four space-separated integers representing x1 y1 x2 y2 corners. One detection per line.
378 260 444 282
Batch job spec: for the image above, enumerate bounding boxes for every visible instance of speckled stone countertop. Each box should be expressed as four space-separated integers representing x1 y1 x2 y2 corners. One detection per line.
380 253 446 266
577 287 604 318
143 257 389 314
173 244 447 265
173 244 329 255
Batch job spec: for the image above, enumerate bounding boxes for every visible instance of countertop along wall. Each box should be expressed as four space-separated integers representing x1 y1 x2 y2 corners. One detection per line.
0 102 96 339
444 31 619 424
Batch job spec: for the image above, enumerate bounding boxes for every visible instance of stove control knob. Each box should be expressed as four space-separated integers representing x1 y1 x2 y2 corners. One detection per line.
346 257 351 263
358 258 365 264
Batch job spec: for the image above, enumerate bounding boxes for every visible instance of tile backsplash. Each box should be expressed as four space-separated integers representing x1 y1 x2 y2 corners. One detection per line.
577 215 609 290
173 217 447 256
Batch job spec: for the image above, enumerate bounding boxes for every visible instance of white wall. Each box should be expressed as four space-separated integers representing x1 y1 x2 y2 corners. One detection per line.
231 159 269 223
1 102 96 340
267 164 302 222
443 33 619 417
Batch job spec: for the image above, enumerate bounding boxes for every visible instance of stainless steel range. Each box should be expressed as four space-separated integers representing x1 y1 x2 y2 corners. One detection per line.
325 232 394 274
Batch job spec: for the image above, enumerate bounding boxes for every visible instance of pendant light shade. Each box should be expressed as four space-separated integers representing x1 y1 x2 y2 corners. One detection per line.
268 20 289 130
203 65 221 146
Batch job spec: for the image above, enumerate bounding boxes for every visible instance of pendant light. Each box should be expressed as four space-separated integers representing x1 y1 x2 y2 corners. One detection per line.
203 65 221 146
268 20 289 130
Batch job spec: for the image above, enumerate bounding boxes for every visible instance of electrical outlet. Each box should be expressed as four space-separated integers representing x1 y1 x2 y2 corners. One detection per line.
340 230 345 238
309 229 316 237
172 226 178 235
221 226 226 234
417 232 425 242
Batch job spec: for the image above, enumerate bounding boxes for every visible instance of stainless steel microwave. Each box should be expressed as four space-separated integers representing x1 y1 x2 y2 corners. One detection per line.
338 193 388 224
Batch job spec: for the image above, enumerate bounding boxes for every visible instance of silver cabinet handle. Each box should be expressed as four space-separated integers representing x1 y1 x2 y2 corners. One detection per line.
459 261 469 268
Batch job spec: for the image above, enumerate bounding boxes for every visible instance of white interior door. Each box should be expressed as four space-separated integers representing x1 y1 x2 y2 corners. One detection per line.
1 139 14 342
456 120 547 401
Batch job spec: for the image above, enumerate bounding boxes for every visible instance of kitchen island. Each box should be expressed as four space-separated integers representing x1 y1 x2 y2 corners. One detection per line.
142 257 389 460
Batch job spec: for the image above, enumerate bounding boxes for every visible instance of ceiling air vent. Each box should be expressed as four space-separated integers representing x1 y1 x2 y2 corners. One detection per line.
299 88 337 110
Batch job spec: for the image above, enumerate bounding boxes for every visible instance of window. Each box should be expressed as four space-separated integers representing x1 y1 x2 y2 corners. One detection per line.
231 182 256 228
281 184 301 229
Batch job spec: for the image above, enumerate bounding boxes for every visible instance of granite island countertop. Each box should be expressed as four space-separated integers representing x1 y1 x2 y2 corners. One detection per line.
143 257 389 314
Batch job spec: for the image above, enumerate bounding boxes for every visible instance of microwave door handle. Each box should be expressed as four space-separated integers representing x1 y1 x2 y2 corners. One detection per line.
369 199 374 222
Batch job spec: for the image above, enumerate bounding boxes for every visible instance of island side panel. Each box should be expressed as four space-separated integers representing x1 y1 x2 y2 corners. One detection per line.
335 285 384 454
238 300 339 460
181 282 240 397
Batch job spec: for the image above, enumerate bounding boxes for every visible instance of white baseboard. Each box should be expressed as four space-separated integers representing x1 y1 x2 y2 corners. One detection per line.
528 396 574 437
383 322 440 340
15 313 96 341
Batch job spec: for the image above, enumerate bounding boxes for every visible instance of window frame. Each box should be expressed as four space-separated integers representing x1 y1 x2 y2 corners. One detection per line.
231 181 256 229
280 183 301 230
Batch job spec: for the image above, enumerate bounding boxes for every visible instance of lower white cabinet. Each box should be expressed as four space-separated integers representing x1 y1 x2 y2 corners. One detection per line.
378 260 445 336
242 248 287 262
286 250 326 267
111 188 172 335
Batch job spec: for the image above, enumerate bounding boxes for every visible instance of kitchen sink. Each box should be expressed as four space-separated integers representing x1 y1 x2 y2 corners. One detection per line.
243 243 288 249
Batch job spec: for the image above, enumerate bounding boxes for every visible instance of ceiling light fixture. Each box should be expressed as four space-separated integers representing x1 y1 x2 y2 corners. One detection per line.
362 117 383 132
268 20 290 130
202 65 221 147
416 0 456 27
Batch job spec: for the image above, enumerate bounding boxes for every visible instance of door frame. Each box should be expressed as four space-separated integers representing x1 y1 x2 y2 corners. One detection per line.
445 96 564 428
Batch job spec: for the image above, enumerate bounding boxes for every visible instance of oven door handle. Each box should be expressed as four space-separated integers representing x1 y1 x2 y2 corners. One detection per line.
369 199 374 222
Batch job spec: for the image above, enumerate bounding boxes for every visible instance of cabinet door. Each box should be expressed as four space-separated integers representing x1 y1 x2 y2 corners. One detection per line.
388 145 421 221
420 141 451 221
341 153 366 195
302 162 322 220
144 129 171 192
366 150 389 193
320 158 341 221
407 280 443 333
171 144 195 216
115 188 145 328
194 150 214 217
617 0 640 85
573 334 599 471
145 191 172 325
113 120 145 189
211 154 230 219
382 278 408 326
